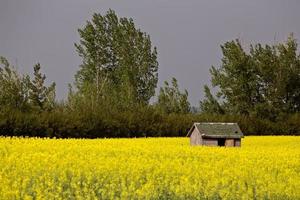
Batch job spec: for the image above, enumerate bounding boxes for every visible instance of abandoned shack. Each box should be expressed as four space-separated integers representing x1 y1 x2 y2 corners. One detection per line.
187 122 243 147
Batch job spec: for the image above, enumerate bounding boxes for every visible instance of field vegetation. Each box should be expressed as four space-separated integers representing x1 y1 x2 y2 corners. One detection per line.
0 136 299 199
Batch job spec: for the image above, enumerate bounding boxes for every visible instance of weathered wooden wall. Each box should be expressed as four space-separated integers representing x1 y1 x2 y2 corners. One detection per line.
190 129 202 145
234 139 241 147
202 139 218 146
190 131 242 147
225 139 234 147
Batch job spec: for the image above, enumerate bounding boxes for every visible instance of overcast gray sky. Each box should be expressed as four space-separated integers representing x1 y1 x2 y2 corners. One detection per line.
1 0 300 105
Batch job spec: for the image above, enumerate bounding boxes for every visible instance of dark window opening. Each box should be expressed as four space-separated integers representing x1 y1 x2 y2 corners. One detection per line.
218 138 225 146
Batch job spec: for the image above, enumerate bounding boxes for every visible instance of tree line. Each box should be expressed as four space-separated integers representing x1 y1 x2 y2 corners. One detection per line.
1 10 300 138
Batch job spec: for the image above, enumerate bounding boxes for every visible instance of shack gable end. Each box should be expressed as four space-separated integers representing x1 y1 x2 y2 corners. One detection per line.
190 127 202 146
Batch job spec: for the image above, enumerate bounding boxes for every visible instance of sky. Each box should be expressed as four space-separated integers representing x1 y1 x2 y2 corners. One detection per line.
0 0 300 105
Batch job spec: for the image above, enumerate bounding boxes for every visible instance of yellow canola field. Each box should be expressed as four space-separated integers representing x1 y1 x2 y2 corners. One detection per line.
0 136 299 200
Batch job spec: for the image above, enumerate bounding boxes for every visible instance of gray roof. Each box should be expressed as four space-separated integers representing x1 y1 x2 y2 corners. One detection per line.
187 122 243 138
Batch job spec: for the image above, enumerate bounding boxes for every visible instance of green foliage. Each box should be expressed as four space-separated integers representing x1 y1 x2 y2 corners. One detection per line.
157 78 190 114
0 57 30 111
0 58 56 113
74 9 158 105
1 106 300 137
29 63 56 111
199 85 224 114
202 34 300 120
209 39 259 115
250 34 300 115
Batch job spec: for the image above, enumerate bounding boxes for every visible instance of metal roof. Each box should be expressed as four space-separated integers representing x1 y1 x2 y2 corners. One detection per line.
187 122 243 138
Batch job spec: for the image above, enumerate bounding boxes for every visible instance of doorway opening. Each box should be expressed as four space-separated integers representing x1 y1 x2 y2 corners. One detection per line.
218 138 226 146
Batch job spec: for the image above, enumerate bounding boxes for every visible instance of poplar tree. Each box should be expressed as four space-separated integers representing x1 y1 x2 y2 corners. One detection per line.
74 9 158 105
199 85 224 114
201 34 300 119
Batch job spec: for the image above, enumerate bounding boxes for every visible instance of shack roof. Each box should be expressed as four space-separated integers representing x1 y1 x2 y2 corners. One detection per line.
187 122 243 138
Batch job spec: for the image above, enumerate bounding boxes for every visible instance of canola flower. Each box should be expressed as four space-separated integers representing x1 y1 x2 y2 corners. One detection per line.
0 136 299 200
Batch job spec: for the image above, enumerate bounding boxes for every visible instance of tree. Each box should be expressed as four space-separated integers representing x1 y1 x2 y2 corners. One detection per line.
157 77 190 114
74 9 158 105
201 34 300 119
0 57 30 111
209 39 259 115
199 85 224 114
29 63 56 111
251 34 300 115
